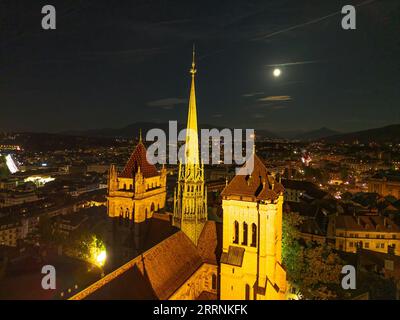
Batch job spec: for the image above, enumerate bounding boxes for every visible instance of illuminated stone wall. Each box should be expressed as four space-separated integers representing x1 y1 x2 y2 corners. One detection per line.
169 263 218 300
220 196 287 300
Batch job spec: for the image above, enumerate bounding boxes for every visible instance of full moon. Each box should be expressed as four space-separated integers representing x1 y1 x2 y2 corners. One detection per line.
273 68 281 77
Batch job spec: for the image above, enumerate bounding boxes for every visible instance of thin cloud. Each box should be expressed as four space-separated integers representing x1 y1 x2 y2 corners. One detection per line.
147 98 187 109
270 105 287 110
242 92 265 97
258 96 292 102
265 60 324 67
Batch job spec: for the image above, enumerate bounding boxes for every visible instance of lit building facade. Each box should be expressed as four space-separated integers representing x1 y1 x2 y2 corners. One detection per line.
368 176 400 199
328 215 400 255
107 138 167 257
220 154 287 300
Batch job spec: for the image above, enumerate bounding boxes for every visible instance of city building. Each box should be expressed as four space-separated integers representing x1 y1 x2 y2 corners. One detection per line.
328 215 400 255
106 134 167 262
0 190 40 208
53 212 89 237
282 179 328 203
220 153 287 300
0 216 26 247
369 173 400 199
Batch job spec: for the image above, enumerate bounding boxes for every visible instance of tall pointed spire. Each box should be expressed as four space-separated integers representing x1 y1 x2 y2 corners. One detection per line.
139 128 142 143
173 46 207 246
185 43 199 165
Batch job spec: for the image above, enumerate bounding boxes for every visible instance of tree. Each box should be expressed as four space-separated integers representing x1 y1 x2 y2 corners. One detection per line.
282 212 343 299
65 231 106 267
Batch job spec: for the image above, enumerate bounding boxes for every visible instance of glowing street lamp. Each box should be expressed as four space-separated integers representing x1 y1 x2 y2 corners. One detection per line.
95 250 107 267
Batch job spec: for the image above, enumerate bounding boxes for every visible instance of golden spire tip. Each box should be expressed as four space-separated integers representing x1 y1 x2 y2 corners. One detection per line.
190 43 196 75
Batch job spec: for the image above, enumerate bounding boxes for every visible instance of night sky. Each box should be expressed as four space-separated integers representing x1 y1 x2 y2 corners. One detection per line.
1 0 399 133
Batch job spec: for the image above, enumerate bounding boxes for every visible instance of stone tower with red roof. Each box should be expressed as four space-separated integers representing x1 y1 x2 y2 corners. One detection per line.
107 136 167 262
220 153 287 300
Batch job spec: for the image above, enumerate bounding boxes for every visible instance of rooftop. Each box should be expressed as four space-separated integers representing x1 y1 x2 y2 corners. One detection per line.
72 221 221 300
221 153 284 201
119 142 158 179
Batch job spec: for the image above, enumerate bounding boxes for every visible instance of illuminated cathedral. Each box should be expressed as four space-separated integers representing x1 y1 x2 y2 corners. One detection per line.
71 49 286 300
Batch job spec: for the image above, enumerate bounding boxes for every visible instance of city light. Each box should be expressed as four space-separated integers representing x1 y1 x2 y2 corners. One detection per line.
5 154 19 174
96 250 107 267
24 175 55 186
88 236 107 268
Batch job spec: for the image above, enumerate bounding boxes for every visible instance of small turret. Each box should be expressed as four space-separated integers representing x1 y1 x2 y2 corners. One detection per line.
109 164 118 191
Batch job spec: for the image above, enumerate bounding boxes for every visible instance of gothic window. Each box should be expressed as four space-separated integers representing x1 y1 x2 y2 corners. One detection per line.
151 203 155 213
119 207 123 225
125 209 130 226
233 221 239 244
242 222 248 246
245 284 250 300
251 223 257 247
145 208 148 219
123 184 126 190
212 274 217 290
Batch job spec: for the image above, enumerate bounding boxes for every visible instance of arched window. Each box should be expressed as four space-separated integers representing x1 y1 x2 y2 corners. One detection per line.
242 222 248 245
150 203 155 213
125 209 130 226
145 208 148 219
123 184 126 190
251 223 257 247
212 274 217 290
119 207 123 225
233 221 239 244
245 284 250 300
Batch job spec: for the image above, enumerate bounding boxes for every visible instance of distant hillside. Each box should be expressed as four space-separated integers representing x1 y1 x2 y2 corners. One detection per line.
324 124 400 143
254 129 281 139
11 132 120 152
64 122 280 139
295 127 340 141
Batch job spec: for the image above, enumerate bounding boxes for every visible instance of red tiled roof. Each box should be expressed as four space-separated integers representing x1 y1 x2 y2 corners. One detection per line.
197 221 222 265
119 142 158 178
335 215 400 232
221 153 284 201
83 231 203 300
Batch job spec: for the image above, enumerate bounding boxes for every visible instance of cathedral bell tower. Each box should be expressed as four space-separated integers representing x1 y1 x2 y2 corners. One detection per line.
173 47 207 246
